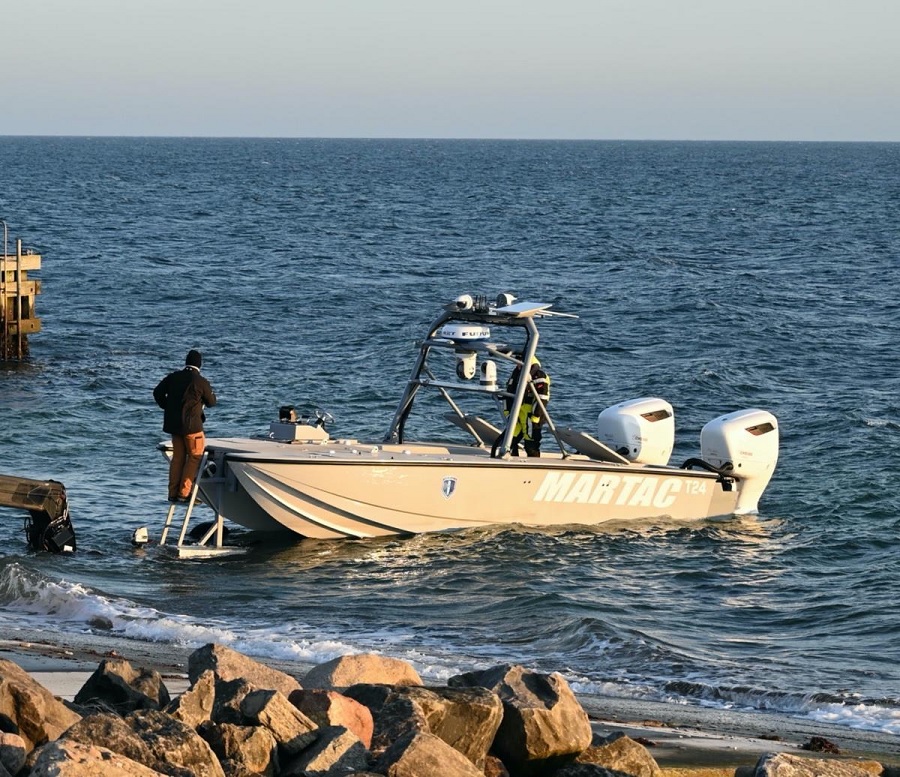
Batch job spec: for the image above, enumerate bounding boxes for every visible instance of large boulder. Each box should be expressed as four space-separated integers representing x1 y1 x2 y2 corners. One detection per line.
750 752 884 776
303 654 422 690
374 730 484 777
338 684 424 753
344 683 502 768
0 659 81 752
211 678 257 725
61 712 155 766
282 725 370 776
288 688 374 748
400 685 503 770
63 708 224 777
576 732 662 777
188 644 301 699
198 721 279 776
240 689 318 756
125 709 225 777
169 672 274 730
449 664 592 775
167 670 216 728
73 658 171 713
29 739 165 776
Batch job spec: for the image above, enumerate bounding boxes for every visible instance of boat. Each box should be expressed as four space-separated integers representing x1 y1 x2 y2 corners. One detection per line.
158 293 779 543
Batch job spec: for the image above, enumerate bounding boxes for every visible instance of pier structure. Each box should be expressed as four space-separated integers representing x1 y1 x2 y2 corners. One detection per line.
1 222 42 360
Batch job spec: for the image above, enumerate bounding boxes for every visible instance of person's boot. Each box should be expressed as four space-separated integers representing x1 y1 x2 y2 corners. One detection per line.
524 441 541 457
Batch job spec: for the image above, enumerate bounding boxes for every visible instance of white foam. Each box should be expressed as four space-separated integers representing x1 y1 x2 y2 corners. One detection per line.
0 563 365 669
807 703 900 736
4 563 900 738
864 417 900 429
570 673 900 737
1 564 140 625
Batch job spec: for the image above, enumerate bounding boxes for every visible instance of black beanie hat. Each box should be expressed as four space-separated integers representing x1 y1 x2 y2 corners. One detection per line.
185 349 202 368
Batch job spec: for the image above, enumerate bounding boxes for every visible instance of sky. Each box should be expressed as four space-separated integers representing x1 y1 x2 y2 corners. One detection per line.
2 0 898 141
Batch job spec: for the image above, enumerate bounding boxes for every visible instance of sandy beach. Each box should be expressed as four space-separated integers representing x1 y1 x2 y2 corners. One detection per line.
3 635 898 775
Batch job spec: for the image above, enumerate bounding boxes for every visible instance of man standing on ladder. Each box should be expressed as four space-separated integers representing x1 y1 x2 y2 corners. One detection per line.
153 350 217 502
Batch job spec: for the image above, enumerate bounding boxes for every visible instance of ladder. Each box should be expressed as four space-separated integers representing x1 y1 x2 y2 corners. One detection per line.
158 452 244 558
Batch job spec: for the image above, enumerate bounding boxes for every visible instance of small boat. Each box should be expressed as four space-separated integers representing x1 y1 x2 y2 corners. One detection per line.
160 294 779 541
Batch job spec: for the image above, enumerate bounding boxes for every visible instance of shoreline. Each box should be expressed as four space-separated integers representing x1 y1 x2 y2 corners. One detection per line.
4 636 898 772
579 694 900 770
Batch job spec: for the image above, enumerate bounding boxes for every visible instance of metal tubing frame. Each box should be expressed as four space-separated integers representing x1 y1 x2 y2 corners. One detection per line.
383 307 540 458
494 317 539 458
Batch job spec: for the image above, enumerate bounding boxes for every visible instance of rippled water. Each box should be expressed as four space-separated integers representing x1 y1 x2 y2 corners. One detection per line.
1 138 899 735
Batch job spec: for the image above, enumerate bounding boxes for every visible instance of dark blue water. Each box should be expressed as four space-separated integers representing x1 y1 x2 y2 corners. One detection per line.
1 138 899 735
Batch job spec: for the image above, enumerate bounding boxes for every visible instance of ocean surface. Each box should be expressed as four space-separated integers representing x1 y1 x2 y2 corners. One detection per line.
1 137 899 737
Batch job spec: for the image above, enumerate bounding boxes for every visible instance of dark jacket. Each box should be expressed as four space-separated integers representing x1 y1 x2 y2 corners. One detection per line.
504 362 551 414
153 366 217 435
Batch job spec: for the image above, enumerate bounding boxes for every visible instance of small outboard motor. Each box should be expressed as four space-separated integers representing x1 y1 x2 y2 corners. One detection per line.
131 526 150 546
26 506 76 553
0 474 76 552
597 398 675 465
700 409 779 514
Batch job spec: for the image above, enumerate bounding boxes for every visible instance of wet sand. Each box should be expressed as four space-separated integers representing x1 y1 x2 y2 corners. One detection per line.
3 636 898 773
582 694 900 771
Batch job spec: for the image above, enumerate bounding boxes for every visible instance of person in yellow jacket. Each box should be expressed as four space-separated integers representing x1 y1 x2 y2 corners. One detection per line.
504 354 551 457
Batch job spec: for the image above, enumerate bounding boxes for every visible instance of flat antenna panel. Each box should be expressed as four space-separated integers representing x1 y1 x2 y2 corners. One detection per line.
494 301 553 317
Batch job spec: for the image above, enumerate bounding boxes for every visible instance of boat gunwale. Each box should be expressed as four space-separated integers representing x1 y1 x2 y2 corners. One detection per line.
214 450 727 480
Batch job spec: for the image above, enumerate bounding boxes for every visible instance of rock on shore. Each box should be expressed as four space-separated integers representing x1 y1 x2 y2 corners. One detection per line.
0 647 897 777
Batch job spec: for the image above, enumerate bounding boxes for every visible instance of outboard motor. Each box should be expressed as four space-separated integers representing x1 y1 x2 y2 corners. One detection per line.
700 409 779 514
597 398 675 465
26 506 76 553
0 474 76 552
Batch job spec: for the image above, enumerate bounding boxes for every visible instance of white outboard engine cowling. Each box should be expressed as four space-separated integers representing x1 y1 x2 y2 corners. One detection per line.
597 398 675 465
700 409 779 514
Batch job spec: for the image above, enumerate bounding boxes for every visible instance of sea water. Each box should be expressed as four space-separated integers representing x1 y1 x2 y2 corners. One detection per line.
1 137 899 736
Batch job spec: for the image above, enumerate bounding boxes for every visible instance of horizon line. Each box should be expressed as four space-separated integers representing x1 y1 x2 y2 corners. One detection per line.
1 134 898 144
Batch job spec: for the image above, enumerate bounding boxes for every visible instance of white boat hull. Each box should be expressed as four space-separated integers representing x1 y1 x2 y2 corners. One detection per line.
193 437 745 540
